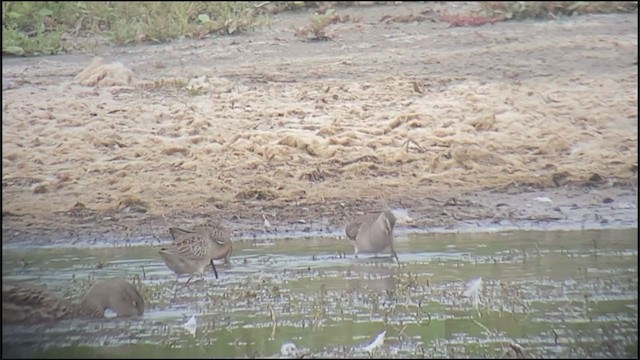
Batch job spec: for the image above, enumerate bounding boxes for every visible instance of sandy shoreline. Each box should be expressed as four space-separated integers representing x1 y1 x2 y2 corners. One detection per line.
2 3 637 248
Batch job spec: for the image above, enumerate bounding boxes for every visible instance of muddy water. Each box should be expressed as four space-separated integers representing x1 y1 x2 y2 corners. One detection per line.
2 228 637 358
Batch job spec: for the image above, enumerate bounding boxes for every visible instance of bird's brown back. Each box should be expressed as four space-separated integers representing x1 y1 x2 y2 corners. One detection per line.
80 279 145 318
2 280 78 324
168 223 232 260
344 210 399 261
345 212 385 240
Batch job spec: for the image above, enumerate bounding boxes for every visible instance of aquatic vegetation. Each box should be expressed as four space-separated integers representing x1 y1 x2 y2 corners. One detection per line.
1 229 637 358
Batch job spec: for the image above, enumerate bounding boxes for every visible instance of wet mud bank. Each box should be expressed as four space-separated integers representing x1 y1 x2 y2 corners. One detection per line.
2 184 637 249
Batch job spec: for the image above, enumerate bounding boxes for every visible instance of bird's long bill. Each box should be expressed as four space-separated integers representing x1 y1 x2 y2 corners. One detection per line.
210 259 219 279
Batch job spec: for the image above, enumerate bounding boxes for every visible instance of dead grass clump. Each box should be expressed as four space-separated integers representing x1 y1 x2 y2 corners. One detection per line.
316 127 337 137
229 132 272 147
449 148 474 170
229 138 255 154
293 9 357 41
378 148 418 165
33 183 50 194
184 76 211 96
161 146 191 157
76 57 133 87
70 202 87 211
117 195 148 212
552 171 571 187
465 114 496 132
299 168 334 182
342 162 379 176
177 161 197 171
385 113 425 133
87 133 128 149
189 136 206 145
262 145 288 161
235 189 277 201
31 110 55 120
453 145 509 168
430 145 508 172
106 172 128 186
277 134 335 158
481 1 638 21
401 139 427 154
328 135 358 146
145 77 190 92
5 153 19 162
185 75 236 96
379 14 432 24
439 13 501 27
200 143 224 156
186 118 211 130
339 153 380 166
443 2 638 27
533 136 570 155
53 174 73 190
293 14 334 41
251 1 309 15
62 201 97 218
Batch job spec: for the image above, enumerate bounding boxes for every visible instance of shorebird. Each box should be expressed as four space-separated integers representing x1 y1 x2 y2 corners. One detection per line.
159 223 232 282
345 209 409 264
2 279 144 325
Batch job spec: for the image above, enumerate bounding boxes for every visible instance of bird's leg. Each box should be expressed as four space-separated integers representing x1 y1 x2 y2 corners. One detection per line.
210 259 219 279
172 275 183 299
354 247 359 259
390 244 400 265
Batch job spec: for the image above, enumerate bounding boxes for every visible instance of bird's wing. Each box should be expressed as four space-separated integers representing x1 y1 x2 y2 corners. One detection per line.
160 235 208 259
169 227 197 241
2 281 74 324
345 220 361 240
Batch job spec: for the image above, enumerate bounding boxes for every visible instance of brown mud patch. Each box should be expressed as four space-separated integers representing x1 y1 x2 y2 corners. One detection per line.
2 3 637 247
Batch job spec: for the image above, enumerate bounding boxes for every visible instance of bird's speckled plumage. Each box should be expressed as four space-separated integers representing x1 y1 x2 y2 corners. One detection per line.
159 223 233 280
345 210 399 263
2 279 144 325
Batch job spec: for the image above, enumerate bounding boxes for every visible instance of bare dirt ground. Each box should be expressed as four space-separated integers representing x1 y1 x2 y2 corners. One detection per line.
2 3 638 247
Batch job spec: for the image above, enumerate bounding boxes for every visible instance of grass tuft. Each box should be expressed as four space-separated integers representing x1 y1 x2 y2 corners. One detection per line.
3 2 637 55
2 1 273 56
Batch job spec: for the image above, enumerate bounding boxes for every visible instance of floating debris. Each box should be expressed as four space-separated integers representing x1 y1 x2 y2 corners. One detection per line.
363 330 386 353
181 315 197 336
463 277 483 308
281 342 297 357
501 342 528 359
2 77 15 91
263 212 272 230
463 277 483 297
280 342 309 358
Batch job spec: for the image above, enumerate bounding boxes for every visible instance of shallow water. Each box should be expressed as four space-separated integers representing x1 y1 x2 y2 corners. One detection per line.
2 228 638 358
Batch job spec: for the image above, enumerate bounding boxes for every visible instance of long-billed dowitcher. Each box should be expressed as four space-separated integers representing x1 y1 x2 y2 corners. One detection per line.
345 209 402 264
159 223 232 281
2 279 144 325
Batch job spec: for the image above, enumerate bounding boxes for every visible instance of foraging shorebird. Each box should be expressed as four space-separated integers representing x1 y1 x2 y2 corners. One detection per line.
2 279 144 325
159 223 232 281
345 209 407 264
